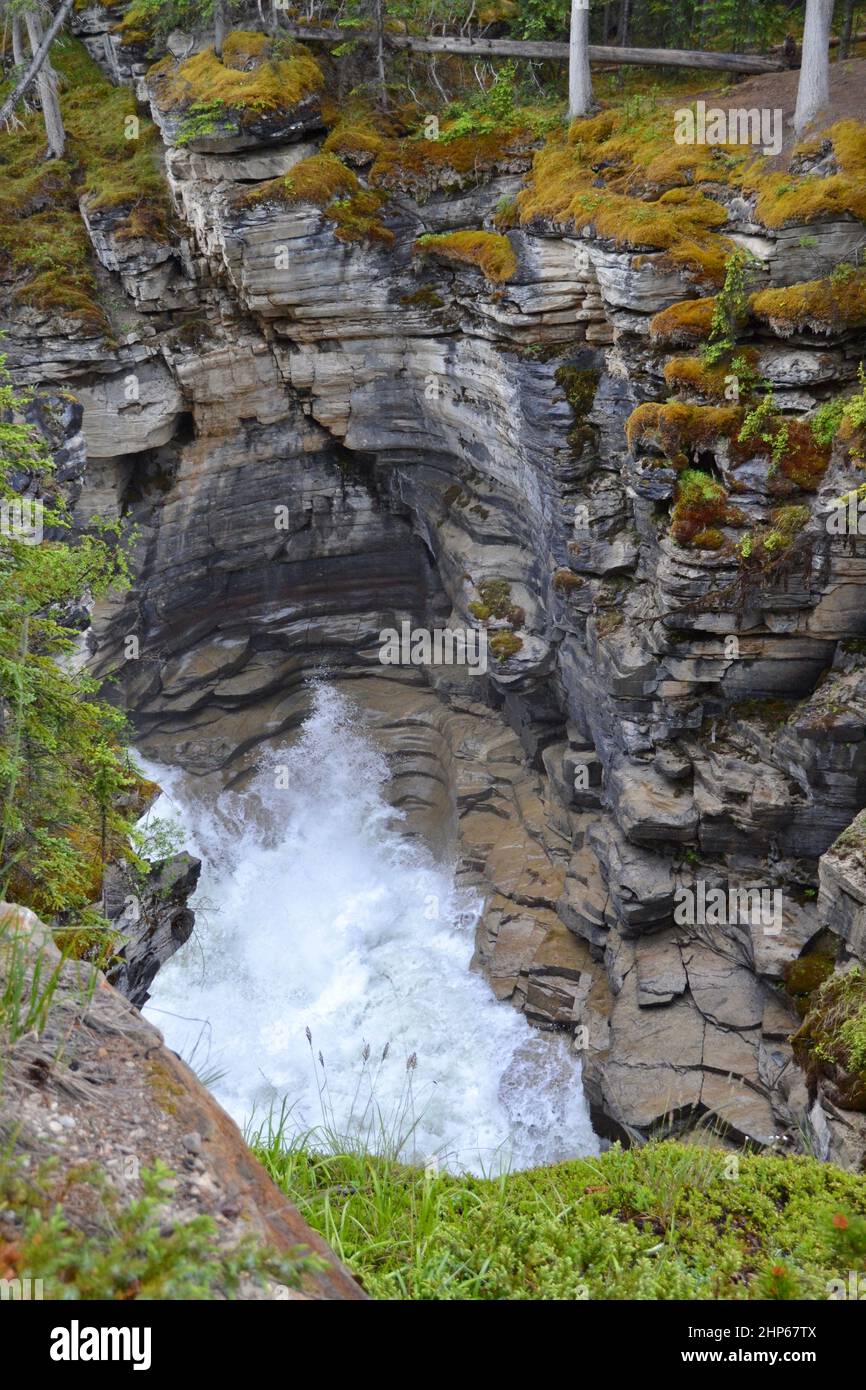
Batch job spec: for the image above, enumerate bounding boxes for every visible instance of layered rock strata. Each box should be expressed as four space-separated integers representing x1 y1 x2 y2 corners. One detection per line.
11 19 866 1164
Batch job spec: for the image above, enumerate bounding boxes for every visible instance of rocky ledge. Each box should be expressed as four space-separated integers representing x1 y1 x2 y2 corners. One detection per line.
0 903 365 1299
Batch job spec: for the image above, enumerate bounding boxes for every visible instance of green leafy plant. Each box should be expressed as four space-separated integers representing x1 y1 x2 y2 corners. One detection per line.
700 249 754 366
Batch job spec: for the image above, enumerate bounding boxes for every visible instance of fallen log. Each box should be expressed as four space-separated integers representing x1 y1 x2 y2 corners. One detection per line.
279 24 785 73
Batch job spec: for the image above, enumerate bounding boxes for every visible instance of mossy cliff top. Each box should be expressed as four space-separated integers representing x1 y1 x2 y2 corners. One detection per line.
148 32 324 141
0 37 170 331
517 102 866 289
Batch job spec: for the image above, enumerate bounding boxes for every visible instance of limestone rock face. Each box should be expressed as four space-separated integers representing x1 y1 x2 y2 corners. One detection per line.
10 35 866 1164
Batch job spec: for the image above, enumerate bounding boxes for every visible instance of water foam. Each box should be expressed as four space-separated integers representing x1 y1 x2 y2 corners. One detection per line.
143 684 597 1172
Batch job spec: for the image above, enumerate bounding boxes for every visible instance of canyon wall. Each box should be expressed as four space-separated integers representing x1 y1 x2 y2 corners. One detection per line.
8 9 866 1166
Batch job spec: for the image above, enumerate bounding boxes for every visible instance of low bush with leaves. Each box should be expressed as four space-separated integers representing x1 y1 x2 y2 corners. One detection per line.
0 1155 315 1299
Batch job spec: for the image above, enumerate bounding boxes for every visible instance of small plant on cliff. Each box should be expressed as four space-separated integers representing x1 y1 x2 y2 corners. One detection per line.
700 249 754 366
793 966 866 1111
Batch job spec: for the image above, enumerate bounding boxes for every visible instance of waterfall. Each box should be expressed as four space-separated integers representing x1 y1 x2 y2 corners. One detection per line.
143 684 598 1173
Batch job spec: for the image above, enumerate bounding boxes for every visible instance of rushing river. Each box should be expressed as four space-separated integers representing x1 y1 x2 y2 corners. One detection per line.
142 683 597 1173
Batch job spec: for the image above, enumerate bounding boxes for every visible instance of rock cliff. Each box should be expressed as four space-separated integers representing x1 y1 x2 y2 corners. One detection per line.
6 15 866 1167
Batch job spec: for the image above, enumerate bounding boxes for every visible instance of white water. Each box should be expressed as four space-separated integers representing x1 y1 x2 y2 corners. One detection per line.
142 684 597 1173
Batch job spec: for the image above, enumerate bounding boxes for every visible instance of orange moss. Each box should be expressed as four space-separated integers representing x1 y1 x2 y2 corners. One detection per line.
519 143 729 283
775 420 832 491
650 297 716 346
370 125 537 196
415 230 517 283
664 347 758 402
749 269 866 337
148 36 323 119
627 402 743 462
750 121 866 228
239 153 358 209
237 153 392 244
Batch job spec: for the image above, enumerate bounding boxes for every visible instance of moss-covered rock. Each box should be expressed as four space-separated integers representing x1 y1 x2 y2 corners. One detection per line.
0 39 170 331
147 35 324 151
414 230 517 283
749 267 866 339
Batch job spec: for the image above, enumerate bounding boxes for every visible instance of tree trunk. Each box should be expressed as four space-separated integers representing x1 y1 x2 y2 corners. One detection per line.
793 0 834 134
839 0 855 56
619 0 631 46
616 0 631 86
0 0 75 131
11 13 26 68
25 7 65 158
370 0 387 107
214 0 228 58
568 0 592 117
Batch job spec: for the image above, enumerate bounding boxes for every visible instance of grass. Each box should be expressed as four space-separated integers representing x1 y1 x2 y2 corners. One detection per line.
253 1130 866 1300
0 913 65 1057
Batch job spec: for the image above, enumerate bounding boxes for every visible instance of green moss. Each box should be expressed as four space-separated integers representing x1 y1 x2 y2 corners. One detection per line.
238 153 392 245
664 350 759 404
650 297 715 346
415 230 517 283
793 967 866 1111
833 808 866 859
369 124 537 199
256 1139 866 1300
322 108 391 167
627 403 743 466
555 365 599 416
785 952 835 1010
401 285 445 310
670 468 740 548
477 578 515 619
553 567 583 593
739 504 810 566
596 609 624 637
750 121 866 228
